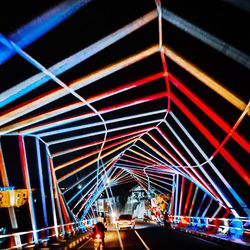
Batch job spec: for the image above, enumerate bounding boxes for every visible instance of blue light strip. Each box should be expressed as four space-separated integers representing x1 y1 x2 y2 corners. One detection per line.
63 168 97 195
195 193 207 217
201 197 213 217
0 10 157 108
0 141 22 246
38 110 164 137
45 146 58 237
163 120 224 201
19 136 38 243
0 0 93 65
170 113 246 216
35 138 49 228
174 174 179 217
80 169 111 220
67 170 97 204
67 159 114 206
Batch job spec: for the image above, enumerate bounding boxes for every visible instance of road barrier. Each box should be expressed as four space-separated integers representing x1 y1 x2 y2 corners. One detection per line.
0 220 95 249
167 215 250 248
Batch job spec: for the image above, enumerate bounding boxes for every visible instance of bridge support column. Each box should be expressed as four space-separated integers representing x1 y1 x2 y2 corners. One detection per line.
0 140 22 248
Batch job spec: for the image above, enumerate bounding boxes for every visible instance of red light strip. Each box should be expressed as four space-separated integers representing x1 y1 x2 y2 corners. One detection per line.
58 190 70 232
147 133 185 166
53 129 145 158
58 138 137 182
18 136 38 243
188 186 199 216
0 45 160 127
0 142 21 246
160 50 171 112
55 134 142 171
118 158 149 167
156 126 220 199
169 73 250 153
87 72 165 103
163 45 248 114
128 148 162 166
171 93 250 186
121 153 155 166
211 101 250 158
98 92 167 114
183 182 194 216
179 176 185 215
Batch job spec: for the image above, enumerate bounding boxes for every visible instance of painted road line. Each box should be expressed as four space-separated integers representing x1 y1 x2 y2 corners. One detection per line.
78 238 91 249
115 226 124 250
135 230 150 250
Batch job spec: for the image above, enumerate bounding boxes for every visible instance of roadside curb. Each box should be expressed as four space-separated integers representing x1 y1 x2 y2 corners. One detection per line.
176 227 250 249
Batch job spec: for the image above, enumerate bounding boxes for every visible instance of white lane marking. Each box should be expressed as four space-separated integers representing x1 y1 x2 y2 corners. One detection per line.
78 238 91 249
134 230 151 250
116 226 124 250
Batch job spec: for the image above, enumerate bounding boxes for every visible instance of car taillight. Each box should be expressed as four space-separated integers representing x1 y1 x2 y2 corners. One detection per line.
131 220 134 223
96 234 101 239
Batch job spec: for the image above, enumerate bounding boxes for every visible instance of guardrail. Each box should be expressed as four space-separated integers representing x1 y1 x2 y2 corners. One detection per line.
168 215 250 240
0 219 96 249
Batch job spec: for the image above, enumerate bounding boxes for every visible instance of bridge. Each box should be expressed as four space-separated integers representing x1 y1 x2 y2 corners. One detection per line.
0 0 249 249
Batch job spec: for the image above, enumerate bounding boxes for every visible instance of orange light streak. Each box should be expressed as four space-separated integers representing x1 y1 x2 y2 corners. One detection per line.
163 45 249 115
58 138 137 182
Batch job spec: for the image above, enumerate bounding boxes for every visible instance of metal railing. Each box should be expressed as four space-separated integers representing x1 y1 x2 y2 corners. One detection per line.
168 215 250 238
0 220 94 249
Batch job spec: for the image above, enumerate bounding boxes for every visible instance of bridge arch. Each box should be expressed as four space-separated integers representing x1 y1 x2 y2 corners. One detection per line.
0 0 249 248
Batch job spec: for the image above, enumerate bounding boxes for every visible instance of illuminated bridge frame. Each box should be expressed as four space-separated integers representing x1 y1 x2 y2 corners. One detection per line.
0 0 249 248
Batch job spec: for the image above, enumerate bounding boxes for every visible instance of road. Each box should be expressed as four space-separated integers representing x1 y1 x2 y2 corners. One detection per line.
78 221 232 250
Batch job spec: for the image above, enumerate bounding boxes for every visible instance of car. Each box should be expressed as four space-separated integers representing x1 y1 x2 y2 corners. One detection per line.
116 214 135 230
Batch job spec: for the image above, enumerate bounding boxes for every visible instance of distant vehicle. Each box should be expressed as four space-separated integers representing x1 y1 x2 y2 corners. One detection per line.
116 214 135 230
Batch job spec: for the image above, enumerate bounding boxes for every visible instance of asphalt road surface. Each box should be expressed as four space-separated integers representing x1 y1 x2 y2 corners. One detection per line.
78 221 232 250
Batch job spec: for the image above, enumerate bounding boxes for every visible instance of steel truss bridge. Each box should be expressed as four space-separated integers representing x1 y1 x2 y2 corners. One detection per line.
0 0 249 249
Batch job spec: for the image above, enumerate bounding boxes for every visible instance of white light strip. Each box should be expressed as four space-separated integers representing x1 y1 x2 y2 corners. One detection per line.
0 45 159 127
169 113 234 209
38 110 165 137
157 124 219 199
116 164 173 186
55 135 139 170
0 141 22 246
57 138 137 182
162 8 250 69
117 165 172 192
48 119 160 145
1 35 109 203
163 45 248 114
135 230 151 250
163 119 224 203
0 10 157 107
53 130 144 158
147 133 184 166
